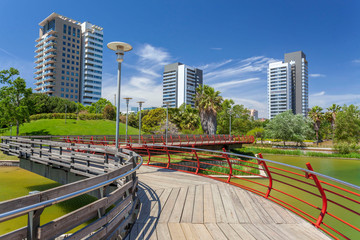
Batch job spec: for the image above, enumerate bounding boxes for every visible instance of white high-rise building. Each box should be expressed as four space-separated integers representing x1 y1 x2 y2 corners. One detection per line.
268 61 292 119
162 63 203 108
268 51 308 119
80 22 103 105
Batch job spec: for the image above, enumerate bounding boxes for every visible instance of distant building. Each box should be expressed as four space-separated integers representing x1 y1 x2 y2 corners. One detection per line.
249 109 258 120
162 62 203 108
34 13 103 105
131 106 157 114
268 51 308 119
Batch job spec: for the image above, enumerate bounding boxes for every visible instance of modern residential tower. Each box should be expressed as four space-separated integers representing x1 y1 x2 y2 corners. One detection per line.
268 51 308 119
34 13 103 105
162 62 203 108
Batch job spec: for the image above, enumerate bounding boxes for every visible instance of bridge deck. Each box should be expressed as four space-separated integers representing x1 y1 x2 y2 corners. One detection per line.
127 166 330 240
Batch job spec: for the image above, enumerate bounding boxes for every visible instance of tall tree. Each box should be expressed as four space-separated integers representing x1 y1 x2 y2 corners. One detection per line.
0 68 32 135
194 84 223 135
308 106 323 145
326 104 341 140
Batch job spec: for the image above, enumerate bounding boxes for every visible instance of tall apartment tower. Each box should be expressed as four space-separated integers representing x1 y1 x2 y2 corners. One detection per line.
268 51 308 119
162 62 203 108
34 13 103 105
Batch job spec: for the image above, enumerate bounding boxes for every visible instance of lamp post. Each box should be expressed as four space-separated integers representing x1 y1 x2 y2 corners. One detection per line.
65 104 67 124
107 42 133 149
123 97 132 144
164 102 170 145
137 101 145 144
229 108 232 135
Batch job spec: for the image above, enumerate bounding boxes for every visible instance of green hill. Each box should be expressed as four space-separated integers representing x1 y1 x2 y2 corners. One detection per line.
0 119 140 136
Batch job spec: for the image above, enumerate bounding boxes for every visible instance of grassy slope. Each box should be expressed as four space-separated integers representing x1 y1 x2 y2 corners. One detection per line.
0 119 140 136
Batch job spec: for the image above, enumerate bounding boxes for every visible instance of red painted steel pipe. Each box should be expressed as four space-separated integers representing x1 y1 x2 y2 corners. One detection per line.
306 162 328 228
258 153 273 199
192 145 200 174
222 148 232 183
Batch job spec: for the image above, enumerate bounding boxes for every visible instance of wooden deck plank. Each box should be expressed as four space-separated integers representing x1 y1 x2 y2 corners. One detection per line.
138 188 164 223
204 223 227 240
241 224 271 240
203 184 216 223
228 185 251 223
193 224 214 240
244 192 274 224
168 223 186 240
230 223 256 240
180 223 200 240
210 184 227 223
181 185 195 223
192 185 204 223
217 223 243 239
168 187 188 223
253 223 288 240
218 184 239 223
254 195 286 224
234 188 264 224
159 188 180 223
156 223 171 240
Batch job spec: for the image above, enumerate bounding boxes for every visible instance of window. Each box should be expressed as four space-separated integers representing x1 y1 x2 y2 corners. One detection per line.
76 68 79 71
63 47 66 51
71 61 74 64
67 60 70 63
75 90 78 93
72 39 75 42
75 73 78 76
77 29 80 38
66 77 69 80
61 70 64 74
67 49 70 52
76 51 79 54
66 89 69 92
70 95 73 98
67 43 70 46
75 84 78 87
76 56 79 60
62 65 65 68
75 79 78 82
77 40 79 43
76 46 79 49
61 88 64 91
71 72 74 76
66 71 69 75
71 78 74 81
67 54 70 58
61 82 64 86
71 83 73 87
68 26 71 35
75 96 78 99
62 59 65 63
76 62 79 65
72 50 75 53
63 36 66 40
66 83 69 86
61 76 64 80
72 44 75 48
61 93 64 97
63 41 66 45
70 89 73 93
68 37 71 41
72 55 74 59
62 53 65 57
71 67 74 70
66 66 69 69
63 24 66 34
66 94 68 98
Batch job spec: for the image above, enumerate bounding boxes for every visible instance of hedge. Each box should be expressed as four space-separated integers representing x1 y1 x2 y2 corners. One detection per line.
30 113 104 121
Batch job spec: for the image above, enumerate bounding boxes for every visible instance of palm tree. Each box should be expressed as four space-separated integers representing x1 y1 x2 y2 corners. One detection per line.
326 104 341 140
308 106 323 145
194 84 223 135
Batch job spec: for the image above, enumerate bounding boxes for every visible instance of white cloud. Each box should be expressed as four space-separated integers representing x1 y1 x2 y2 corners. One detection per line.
136 43 170 64
312 91 326 97
197 59 233 71
211 78 260 89
310 92 360 109
210 47 222 50
352 59 360 64
309 73 326 78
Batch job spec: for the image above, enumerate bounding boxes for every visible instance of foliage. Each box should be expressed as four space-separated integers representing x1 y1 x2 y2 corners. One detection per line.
326 104 341 139
308 106 324 143
170 104 200 131
0 68 32 135
333 104 360 153
85 98 112 114
142 108 166 134
29 93 78 114
194 84 223 134
265 110 312 145
102 104 116 120
247 127 265 143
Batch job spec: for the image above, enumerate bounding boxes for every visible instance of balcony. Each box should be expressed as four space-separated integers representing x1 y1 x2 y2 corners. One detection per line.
35 57 43 64
35 63 43 69
43 70 54 77
35 40 45 48
44 64 56 70
35 51 44 58
44 46 56 54
34 68 43 75
43 40 56 48
44 58 56 64
34 73 43 80
43 76 55 82
44 52 56 60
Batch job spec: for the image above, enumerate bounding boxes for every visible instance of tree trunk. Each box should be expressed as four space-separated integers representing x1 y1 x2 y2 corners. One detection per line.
207 113 217 135
316 130 319 146
16 120 19 136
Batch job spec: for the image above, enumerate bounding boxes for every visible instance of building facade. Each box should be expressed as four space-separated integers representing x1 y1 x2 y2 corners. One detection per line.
162 62 203 108
34 13 103 105
249 109 259 120
268 51 308 119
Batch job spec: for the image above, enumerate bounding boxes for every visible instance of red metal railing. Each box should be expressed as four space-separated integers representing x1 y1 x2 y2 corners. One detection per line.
129 144 360 240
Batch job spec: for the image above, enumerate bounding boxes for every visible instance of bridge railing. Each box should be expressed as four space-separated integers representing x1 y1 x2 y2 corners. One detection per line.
0 136 143 240
13 134 255 147
131 143 360 240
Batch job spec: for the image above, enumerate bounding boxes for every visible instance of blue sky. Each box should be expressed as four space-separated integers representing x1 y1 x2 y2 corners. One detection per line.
0 0 359 117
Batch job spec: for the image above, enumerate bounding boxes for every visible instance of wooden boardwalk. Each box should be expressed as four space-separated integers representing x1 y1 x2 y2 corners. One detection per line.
126 166 331 240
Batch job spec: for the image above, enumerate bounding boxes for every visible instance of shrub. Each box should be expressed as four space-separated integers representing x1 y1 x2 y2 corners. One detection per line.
333 142 360 154
103 104 116 120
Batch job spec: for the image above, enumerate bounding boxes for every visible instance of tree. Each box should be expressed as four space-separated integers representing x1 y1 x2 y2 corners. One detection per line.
247 127 265 144
265 110 312 146
102 104 116 120
308 106 323 145
142 108 166 134
194 84 223 135
170 104 200 131
326 104 341 140
86 98 112 114
0 68 32 135
28 93 79 114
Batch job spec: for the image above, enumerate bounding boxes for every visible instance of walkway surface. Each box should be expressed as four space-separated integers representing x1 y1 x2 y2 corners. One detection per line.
126 166 331 240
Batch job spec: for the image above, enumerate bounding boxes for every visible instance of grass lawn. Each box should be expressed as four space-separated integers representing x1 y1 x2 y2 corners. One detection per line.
0 119 140 136
0 151 18 161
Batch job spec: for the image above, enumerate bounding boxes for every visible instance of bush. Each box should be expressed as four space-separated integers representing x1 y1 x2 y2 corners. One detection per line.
333 142 360 154
30 113 103 121
102 104 116 120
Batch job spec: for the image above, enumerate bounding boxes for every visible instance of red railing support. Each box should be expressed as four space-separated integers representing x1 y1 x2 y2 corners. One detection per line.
193 135 196 144
258 153 273 199
144 144 151 165
161 135 165 145
213 135 216 144
170 135 174 145
192 144 200 174
207 135 210 144
186 135 190 145
222 148 232 183
306 162 328 228
178 135 182 146
200 135 204 144
164 145 171 169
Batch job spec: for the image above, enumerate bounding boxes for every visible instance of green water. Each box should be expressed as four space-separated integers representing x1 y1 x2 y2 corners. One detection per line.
230 154 360 239
0 167 96 235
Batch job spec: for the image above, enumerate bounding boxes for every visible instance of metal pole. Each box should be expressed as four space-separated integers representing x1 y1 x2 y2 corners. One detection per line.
65 104 67 124
166 104 169 145
229 110 232 135
115 62 121 149
138 102 142 144
125 100 129 143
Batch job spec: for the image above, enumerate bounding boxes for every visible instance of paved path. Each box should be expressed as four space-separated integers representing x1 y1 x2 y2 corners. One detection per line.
126 166 330 240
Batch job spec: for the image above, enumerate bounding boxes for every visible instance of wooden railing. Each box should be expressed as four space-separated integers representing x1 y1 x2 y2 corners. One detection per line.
0 136 142 240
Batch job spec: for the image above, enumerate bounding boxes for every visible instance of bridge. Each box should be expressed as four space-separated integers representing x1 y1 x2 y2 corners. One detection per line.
0 136 359 239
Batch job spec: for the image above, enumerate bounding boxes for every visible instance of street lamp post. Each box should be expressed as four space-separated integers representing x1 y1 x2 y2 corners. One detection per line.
107 42 133 149
137 101 145 144
65 104 67 124
229 108 232 135
123 97 132 144
164 102 170 145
